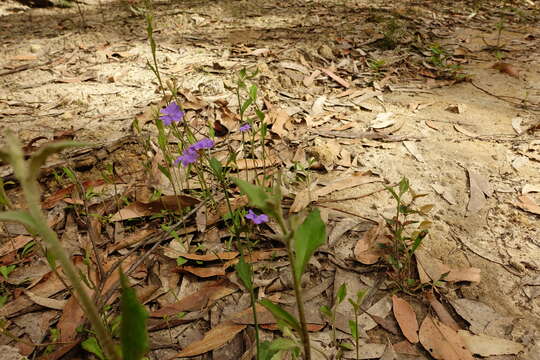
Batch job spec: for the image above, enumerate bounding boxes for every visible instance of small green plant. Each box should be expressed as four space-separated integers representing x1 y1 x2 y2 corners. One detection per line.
233 178 326 360
383 177 431 291
320 283 347 349
380 18 404 50
0 265 16 280
368 59 386 72
347 290 366 360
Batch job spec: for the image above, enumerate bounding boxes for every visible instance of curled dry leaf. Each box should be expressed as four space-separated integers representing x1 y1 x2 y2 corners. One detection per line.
175 322 246 357
354 221 390 264
392 295 419 343
415 249 481 283
419 315 474 360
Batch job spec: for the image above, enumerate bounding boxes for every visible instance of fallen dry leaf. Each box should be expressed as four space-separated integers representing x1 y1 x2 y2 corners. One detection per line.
491 62 520 78
454 124 477 137
319 67 350 88
150 282 237 318
424 291 460 331
467 169 492 213
457 330 525 356
415 249 481 283
174 322 246 357
354 221 390 264
403 141 424 162
419 315 475 360
268 108 290 137
392 295 419 343
179 265 226 278
516 195 540 215
370 112 396 129
110 195 199 221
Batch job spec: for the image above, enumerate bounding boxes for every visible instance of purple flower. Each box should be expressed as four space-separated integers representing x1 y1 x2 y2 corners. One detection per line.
191 138 214 151
239 124 251 132
245 209 269 225
174 148 199 167
160 102 184 126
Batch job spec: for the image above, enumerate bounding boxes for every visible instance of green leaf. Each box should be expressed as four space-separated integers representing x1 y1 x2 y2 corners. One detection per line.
349 320 358 340
209 157 223 178
230 178 271 212
235 254 253 292
293 209 326 283
398 177 409 195
120 270 149 360
337 283 347 304
81 337 106 360
29 141 87 180
258 340 279 360
0 210 38 232
319 305 332 318
268 337 299 351
0 265 16 280
240 98 253 115
259 298 301 332
176 257 188 266
249 84 258 100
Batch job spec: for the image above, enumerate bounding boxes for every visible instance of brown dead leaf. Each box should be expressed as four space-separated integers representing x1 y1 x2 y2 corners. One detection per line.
24 291 66 310
415 249 481 283
0 235 33 257
516 195 540 215
303 69 321 87
354 221 390 264
174 322 246 357
170 251 238 262
424 291 460 331
457 330 525 356
110 229 156 252
150 282 237 318
392 296 419 343
179 265 226 278
260 323 325 332
419 315 475 360
319 67 350 88
491 62 520 78
230 304 275 324
393 340 420 355
467 169 492 213
454 124 477 137
234 156 281 170
58 296 85 342
110 195 199 221
269 108 290 137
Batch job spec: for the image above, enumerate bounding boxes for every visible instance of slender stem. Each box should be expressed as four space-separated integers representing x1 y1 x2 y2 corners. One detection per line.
275 213 311 360
22 179 119 360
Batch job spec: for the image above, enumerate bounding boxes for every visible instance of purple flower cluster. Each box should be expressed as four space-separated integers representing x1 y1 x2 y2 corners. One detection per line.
245 209 269 224
160 102 184 126
174 138 215 167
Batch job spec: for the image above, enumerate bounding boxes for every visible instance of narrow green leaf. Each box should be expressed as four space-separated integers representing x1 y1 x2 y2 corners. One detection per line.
249 84 258 100
209 157 223 178
349 320 358 339
337 283 347 304
293 209 326 283
0 210 38 232
259 298 301 332
120 270 149 360
81 337 106 360
235 254 253 292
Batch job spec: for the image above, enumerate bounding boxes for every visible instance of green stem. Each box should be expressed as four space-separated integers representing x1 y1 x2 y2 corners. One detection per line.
275 214 311 360
23 179 119 360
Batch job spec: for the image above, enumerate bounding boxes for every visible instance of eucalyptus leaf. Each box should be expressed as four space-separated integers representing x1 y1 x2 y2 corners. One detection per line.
293 209 326 283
